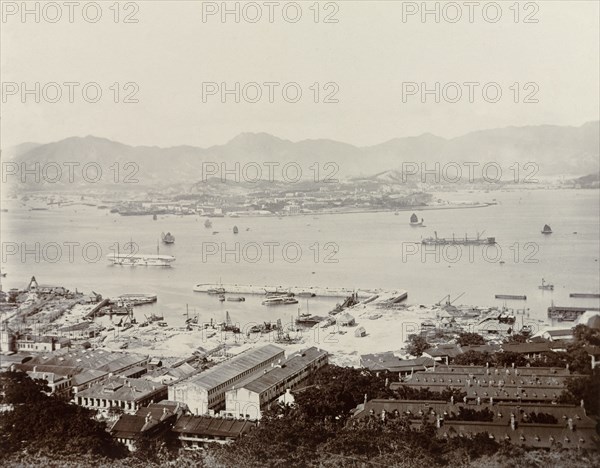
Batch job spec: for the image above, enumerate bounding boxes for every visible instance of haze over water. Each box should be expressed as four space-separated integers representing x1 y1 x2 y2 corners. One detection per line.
1 189 599 329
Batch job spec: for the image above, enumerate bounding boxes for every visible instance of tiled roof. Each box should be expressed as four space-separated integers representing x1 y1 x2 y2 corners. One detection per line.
354 399 599 449
72 369 108 386
172 415 255 437
77 376 166 402
25 348 147 373
501 342 553 354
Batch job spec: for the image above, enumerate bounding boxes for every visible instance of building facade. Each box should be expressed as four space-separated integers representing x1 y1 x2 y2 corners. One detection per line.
225 347 328 420
169 345 285 415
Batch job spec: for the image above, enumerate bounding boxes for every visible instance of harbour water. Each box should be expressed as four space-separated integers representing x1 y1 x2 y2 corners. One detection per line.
1 189 599 328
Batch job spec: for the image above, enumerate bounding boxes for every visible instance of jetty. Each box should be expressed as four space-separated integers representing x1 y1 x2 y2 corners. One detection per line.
84 298 110 319
495 294 527 301
193 283 405 299
548 305 600 322
569 293 600 299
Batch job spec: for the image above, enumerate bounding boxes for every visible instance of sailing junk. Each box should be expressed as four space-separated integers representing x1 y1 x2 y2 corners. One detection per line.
161 232 175 244
410 213 424 226
542 224 553 234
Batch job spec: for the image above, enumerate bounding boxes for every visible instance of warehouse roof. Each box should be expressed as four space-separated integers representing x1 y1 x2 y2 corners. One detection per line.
241 347 327 394
185 345 284 390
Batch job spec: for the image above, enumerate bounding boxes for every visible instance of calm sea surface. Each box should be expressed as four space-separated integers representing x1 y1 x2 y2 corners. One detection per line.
1 189 599 327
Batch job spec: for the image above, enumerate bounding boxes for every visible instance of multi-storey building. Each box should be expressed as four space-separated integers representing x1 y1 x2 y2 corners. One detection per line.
169 344 285 415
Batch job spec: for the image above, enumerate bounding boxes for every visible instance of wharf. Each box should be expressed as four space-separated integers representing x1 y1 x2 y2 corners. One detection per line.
548 305 600 321
495 295 527 301
193 283 405 299
84 298 110 319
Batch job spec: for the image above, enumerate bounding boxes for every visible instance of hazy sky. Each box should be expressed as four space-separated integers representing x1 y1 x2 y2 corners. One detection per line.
1 0 599 148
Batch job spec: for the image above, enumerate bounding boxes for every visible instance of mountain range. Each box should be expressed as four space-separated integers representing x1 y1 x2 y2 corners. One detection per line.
3 121 598 188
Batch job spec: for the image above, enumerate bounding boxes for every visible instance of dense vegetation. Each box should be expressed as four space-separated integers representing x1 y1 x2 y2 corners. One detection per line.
0 371 127 460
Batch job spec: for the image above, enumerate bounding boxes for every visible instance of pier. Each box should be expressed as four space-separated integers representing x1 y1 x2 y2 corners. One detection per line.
548 305 600 322
495 294 527 301
193 283 405 299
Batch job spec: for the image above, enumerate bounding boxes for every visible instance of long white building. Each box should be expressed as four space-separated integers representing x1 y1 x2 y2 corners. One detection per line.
169 344 284 415
225 347 328 420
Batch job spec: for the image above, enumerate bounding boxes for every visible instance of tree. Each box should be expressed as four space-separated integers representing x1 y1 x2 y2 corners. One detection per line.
558 369 600 416
407 334 430 357
0 370 50 404
453 350 491 366
572 325 600 346
0 371 127 460
457 332 485 347
493 351 528 368
505 333 528 344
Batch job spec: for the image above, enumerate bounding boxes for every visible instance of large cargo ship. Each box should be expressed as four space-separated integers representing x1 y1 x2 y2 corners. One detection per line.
421 231 495 246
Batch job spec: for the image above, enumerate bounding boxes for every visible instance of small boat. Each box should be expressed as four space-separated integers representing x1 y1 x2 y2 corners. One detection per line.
297 292 316 298
157 321 168 327
538 278 554 291
161 232 175 244
409 213 424 226
205 219 213 228
226 297 245 302
207 287 226 295
212 231 219 235
153 214 157 221
262 297 298 306
233 226 239 234
542 224 552 234
218 294 226 302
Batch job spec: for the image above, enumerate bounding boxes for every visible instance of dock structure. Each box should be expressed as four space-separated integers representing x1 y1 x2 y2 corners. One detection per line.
570 293 600 299
495 294 527 301
85 298 110 319
548 305 600 321
193 283 404 299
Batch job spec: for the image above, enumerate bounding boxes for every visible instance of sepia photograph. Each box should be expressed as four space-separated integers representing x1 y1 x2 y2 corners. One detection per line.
0 1 599 467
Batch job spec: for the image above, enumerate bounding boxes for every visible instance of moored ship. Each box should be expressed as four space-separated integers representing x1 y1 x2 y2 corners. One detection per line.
107 253 175 267
422 231 495 246
161 232 175 244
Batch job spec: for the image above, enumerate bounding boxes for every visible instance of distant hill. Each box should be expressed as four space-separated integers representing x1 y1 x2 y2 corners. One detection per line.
5 122 598 189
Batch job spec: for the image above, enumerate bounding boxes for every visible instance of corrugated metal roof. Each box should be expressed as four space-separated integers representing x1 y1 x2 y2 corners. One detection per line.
186 345 284 390
241 347 327 394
